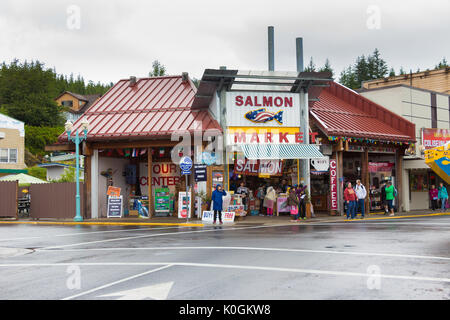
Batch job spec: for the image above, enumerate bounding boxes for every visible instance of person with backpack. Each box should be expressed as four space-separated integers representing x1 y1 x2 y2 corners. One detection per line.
384 180 396 216
380 181 388 214
438 182 448 212
355 179 367 219
287 187 300 221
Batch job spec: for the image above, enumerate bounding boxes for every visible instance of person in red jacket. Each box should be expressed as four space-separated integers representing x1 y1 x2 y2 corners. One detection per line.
344 182 357 219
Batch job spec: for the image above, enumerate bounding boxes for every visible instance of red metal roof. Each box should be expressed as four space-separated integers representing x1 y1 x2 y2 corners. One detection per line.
310 82 415 142
58 76 221 142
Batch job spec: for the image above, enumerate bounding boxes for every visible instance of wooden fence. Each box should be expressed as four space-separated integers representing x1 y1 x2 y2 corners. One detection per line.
29 182 86 220
0 181 18 218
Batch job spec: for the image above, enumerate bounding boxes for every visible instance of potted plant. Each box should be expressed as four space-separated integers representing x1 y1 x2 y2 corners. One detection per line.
197 191 211 214
305 189 313 218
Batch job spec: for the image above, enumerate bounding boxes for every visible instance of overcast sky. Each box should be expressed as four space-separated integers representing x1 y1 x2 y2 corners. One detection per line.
0 0 449 84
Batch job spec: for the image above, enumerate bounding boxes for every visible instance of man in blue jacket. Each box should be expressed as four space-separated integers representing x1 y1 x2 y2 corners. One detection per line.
212 184 227 224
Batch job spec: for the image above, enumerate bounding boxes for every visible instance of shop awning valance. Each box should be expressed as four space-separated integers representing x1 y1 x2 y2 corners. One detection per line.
240 144 324 160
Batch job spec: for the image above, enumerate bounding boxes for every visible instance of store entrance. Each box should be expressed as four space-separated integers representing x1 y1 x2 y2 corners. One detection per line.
229 159 299 216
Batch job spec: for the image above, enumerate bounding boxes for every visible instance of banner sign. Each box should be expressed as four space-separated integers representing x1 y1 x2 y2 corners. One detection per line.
201 211 235 223
422 128 450 149
234 158 283 176
369 162 394 173
107 196 123 218
226 92 301 127
329 159 338 210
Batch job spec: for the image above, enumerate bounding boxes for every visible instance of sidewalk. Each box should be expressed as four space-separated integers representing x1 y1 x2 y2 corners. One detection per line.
1 209 449 227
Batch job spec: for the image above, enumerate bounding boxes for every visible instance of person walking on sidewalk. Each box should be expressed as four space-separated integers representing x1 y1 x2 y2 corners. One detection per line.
344 182 357 219
438 182 448 212
385 180 396 216
429 184 438 211
287 187 300 221
211 184 227 224
355 179 367 219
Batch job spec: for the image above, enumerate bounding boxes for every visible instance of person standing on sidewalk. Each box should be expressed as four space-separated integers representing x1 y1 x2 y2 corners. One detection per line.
380 181 388 214
211 184 227 224
287 187 300 221
355 179 367 219
344 182 357 219
264 186 277 216
438 182 448 212
384 181 396 216
429 184 438 211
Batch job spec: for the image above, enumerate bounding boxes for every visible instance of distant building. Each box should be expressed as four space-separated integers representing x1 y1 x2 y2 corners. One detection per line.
0 113 27 177
55 91 101 122
38 162 83 181
361 67 450 95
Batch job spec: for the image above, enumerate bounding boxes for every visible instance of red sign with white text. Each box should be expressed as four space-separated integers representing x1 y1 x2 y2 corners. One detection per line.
422 128 450 149
329 159 338 210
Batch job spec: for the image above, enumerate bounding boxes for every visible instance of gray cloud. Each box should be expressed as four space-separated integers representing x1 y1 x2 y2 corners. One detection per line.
0 0 448 84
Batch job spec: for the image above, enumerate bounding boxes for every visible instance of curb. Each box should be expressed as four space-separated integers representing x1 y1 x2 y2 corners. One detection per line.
0 221 204 227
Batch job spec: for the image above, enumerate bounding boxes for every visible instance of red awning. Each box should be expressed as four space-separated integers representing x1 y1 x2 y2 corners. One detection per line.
58 76 221 142
310 82 415 142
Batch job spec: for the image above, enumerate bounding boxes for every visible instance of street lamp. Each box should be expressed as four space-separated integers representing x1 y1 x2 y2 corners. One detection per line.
65 118 89 222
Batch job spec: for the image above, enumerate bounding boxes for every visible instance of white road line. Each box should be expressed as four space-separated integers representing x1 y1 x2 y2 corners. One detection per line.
0 226 185 242
37 246 450 261
41 224 294 250
39 220 450 250
0 261 448 284
62 264 173 300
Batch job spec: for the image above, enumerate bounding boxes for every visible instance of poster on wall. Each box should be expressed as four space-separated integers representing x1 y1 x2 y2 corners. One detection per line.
212 171 223 189
178 191 192 219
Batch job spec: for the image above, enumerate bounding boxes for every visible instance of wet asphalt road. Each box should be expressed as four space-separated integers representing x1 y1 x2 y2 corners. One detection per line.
0 215 449 300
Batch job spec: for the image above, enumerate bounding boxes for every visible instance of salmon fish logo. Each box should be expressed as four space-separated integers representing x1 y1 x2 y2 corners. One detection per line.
244 108 283 124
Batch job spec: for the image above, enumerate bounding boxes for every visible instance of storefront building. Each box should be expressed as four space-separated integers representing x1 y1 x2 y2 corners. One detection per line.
359 85 450 210
56 74 222 219
309 82 416 214
191 69 332 217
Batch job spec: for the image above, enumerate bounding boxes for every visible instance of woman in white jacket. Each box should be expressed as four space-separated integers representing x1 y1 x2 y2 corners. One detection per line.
264 186 277 216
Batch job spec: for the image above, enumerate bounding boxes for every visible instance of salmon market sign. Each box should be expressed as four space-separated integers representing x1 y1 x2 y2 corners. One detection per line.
226 92 301 127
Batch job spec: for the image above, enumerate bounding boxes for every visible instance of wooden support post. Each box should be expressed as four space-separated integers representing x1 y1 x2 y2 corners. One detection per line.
82 142 92 219
361 147 370 215
147 148 153 218
337 150 344 215
84 155 91 219
396 148 403 212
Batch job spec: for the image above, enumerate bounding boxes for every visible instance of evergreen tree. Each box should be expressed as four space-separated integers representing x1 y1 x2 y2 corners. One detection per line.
304 57 316 72
435 58 449 70
389 68 396 77
318 58 334 78
149 60 166 77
